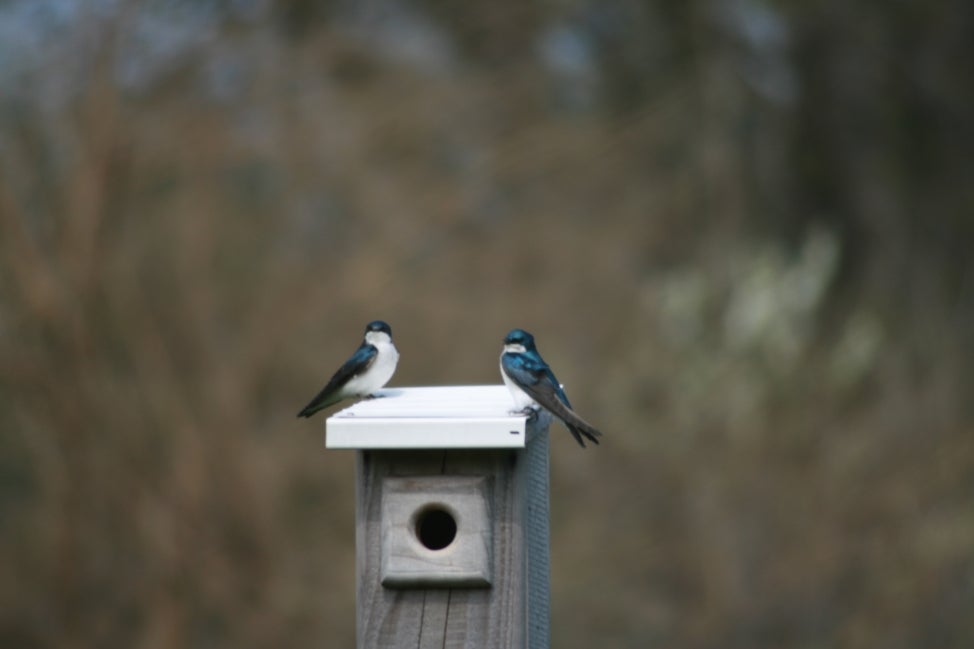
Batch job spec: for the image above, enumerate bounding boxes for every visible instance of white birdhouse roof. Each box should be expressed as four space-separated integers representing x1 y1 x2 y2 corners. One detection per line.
325 385 529 449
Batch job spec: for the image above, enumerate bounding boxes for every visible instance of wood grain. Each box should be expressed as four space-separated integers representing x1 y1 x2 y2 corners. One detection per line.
355 421 550 648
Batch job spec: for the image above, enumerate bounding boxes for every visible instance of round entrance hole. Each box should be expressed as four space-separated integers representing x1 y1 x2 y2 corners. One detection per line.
414 505 457 550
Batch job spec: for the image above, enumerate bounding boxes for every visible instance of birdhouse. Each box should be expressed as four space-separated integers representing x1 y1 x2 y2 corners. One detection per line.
326 385 551 649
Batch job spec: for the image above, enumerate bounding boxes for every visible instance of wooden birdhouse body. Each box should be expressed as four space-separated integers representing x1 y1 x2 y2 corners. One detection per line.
327 386 550 649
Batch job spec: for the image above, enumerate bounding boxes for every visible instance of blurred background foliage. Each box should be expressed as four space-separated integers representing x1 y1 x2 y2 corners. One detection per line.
1 0 972 647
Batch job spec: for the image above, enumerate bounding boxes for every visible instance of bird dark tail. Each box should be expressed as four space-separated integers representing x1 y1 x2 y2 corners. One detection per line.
296 403 320 418
297 389 341 418
566 422 602 448
541 396 603 448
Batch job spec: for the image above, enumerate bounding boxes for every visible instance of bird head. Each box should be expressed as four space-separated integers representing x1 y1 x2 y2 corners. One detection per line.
503 328 535 353
363 320 393 344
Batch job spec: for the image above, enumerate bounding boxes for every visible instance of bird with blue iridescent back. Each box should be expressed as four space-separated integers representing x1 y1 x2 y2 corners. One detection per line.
499 328 603 447
298 320 399 418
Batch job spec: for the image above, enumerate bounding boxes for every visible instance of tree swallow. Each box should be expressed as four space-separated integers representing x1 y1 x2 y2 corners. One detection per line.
499 328 603 447
297 320 400 418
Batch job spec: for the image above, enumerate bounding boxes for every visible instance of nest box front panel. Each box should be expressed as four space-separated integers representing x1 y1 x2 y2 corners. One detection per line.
379 475 493 589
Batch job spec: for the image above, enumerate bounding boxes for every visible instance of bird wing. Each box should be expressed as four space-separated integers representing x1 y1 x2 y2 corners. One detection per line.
502 353 602 447
297 343 377 417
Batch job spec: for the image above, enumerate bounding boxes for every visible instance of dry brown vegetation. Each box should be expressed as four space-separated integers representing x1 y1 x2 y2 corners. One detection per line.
1 2 972 647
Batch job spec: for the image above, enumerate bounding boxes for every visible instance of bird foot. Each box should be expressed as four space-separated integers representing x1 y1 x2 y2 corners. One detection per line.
509 406 539 421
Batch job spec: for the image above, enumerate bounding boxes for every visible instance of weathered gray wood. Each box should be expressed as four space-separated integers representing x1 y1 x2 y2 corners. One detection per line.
380 475 492 588
355 420 549 649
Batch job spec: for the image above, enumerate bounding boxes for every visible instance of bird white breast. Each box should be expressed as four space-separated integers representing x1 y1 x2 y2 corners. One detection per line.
499 355 536 411
345 335 399 397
